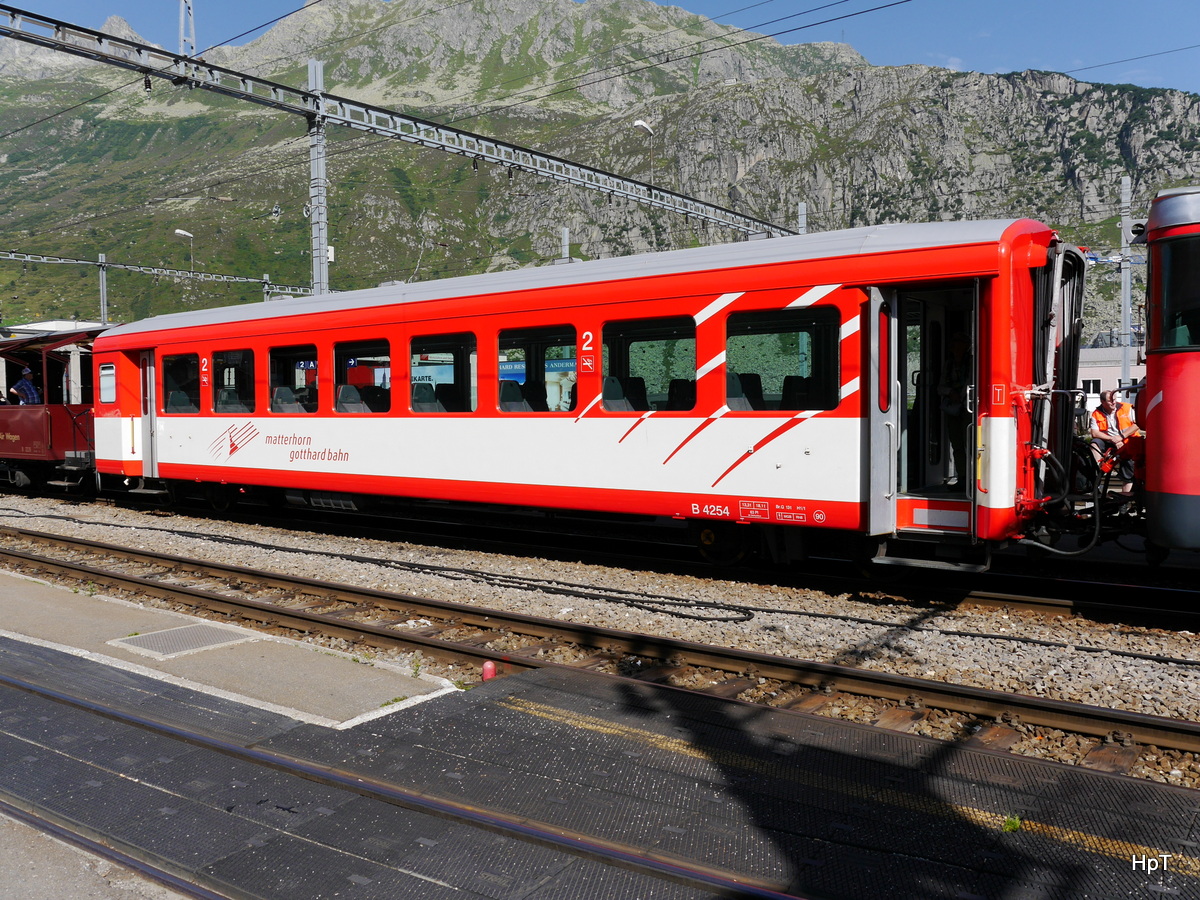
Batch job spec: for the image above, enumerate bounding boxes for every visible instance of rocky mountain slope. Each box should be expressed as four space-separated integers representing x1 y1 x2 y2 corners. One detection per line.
0 0 1196 334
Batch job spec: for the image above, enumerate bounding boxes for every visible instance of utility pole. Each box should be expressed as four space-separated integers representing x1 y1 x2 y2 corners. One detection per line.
178 0 194 57
308 59 329 295
98 252 108 324
1120 175 1133 387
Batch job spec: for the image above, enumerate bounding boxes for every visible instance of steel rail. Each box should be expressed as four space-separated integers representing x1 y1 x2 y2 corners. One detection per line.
4 526 1200 753
0 796 227 900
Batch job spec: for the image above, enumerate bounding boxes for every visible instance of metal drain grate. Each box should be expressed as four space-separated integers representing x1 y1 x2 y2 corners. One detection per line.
108 623 254 659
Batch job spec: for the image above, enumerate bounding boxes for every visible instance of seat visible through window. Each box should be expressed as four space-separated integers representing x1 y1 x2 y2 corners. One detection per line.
215 388 249 413
166 390 198 413
725 372 754 410
335 384 370 413
271 387 305 413
411 382 443 412
499 380 532 412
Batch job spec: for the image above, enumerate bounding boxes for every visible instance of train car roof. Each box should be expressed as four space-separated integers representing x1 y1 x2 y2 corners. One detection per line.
102 218 1037 339
0 326 107 354
1146 185 1200 234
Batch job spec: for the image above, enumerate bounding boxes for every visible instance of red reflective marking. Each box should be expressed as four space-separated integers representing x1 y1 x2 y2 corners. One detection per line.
663 416 720 464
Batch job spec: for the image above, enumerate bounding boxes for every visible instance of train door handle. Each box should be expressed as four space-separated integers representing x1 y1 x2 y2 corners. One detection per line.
884 420 896 500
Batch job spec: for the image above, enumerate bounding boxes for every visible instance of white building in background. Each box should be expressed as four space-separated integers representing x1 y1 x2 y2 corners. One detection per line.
1078 340 1145 416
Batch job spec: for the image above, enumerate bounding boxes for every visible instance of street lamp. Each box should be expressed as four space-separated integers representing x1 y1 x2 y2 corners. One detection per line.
633 119 654 183
173 228 194 271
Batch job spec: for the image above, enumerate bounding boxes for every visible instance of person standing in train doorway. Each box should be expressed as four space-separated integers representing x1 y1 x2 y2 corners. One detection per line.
938 331 971 489
9 367 41 405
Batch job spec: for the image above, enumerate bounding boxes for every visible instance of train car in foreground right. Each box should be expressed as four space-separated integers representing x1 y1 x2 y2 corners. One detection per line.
1141 186 1200 550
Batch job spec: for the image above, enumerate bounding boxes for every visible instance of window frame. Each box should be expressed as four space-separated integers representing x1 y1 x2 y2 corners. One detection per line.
161 352 200 414
212 348 256 414
409 332 478 414
334 338 391 414
601 315 696 413
724 306 842 412
497 324 577 413
268 344 319 414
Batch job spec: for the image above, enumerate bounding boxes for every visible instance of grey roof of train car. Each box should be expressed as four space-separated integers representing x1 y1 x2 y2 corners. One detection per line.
103 218 1029 338
1147 186 1200 233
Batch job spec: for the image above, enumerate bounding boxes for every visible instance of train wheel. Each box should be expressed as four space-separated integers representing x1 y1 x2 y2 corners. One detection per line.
694 522 747 566
206 483 238 513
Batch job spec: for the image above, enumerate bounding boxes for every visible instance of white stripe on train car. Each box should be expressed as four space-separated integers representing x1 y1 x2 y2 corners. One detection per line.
695 292 744 325
786 284 841 308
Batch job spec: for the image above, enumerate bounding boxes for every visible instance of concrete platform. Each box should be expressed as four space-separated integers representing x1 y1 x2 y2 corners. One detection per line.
0 570 450 727
0 812 185 900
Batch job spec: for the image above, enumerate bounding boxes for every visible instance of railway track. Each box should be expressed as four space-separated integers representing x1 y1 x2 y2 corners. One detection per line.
2 525 1199 773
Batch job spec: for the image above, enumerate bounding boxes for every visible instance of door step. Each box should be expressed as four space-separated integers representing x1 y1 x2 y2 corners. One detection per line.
871 539 991 572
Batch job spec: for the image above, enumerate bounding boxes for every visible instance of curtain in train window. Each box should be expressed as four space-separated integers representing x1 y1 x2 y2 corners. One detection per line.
601 317 695 412
725 308 840 411
212 349 255 413
410 333 478 413
498 326 577 413
161 354 200 413
269 344 318 413
335 339 390 413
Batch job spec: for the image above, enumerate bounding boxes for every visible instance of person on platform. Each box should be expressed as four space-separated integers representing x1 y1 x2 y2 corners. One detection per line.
8 368 41 405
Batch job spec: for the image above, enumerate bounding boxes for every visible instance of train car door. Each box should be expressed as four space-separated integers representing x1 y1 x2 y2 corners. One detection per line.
892 283 978 536
139 351 158 478
867 287 899 535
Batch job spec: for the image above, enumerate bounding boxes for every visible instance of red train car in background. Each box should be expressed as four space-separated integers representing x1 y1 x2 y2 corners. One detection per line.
88 219 1086 570
1140 186 1200 551
0 327 100 489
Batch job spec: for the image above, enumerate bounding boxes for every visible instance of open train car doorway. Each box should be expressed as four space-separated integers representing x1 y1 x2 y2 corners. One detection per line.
868 282 979 546
898 284 978 498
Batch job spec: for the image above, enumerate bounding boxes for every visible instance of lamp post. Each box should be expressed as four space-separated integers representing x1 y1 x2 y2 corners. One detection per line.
173 228 194 271
633 119 654 183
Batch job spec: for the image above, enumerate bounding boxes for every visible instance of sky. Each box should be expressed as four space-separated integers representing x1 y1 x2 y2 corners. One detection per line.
16 0 1200 97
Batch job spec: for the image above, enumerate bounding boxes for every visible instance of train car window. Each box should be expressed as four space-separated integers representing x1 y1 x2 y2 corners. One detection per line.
269 345 318 413
410 333 477 413
726 308 840 411
161 354 200 414
212 350 255 413
98 364 116 404
601 317 695 412
498 326 576 413
335 340 390 413
1154 235 1200 348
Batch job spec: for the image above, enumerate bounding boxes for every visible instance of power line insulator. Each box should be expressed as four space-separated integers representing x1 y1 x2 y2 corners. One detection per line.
143 75 152 95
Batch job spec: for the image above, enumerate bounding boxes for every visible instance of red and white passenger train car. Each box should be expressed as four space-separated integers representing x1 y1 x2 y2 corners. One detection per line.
1140 186 1200 550
90 219 1085 569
